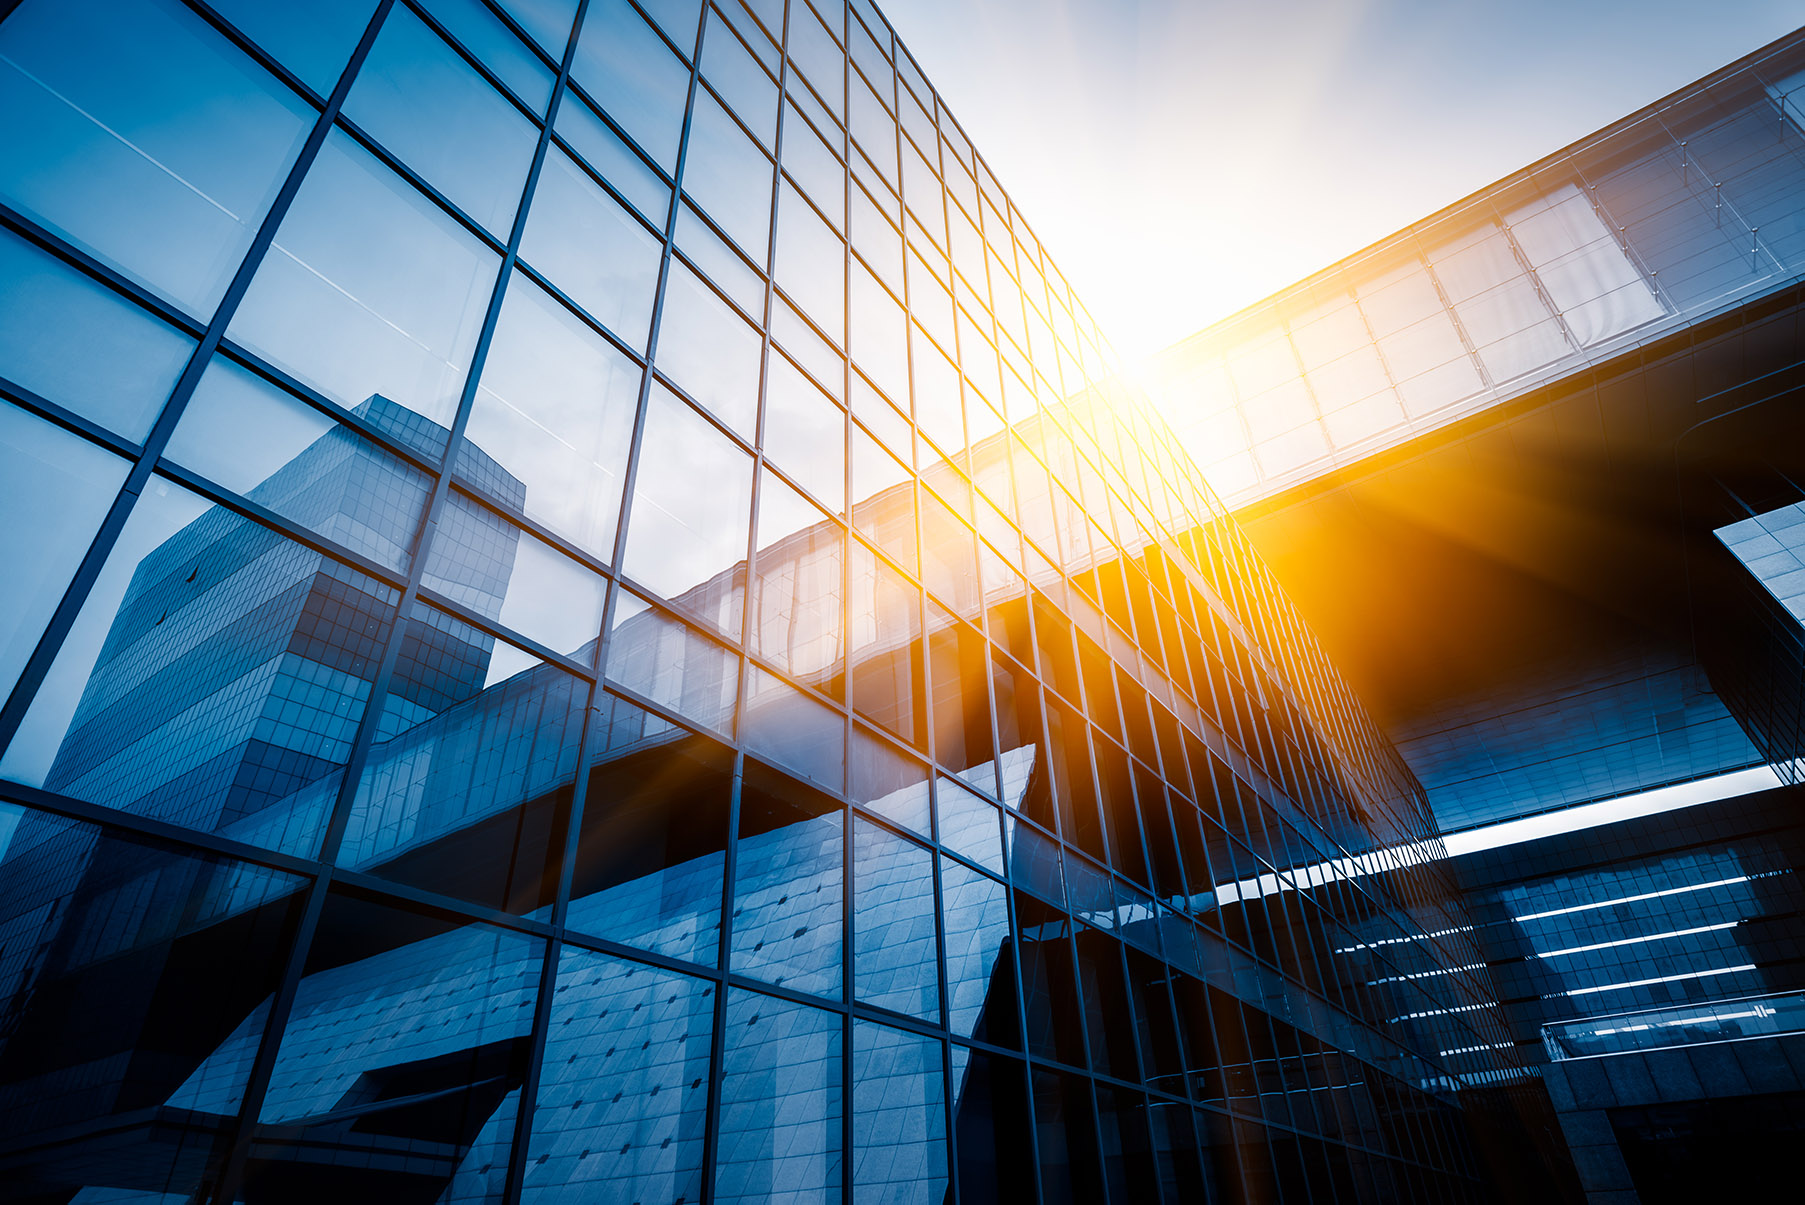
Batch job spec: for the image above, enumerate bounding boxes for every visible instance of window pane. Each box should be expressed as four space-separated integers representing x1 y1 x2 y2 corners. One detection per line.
568 692 732 963
703 11 778 146
751 471 844 691
520 146 663 349
0 475 398 859
166 360 432 572
762 351 846 512
718 990 843 1201
622 384 754 634
422 493 606 659
554 90 673 230
240 893 544 1201
682 89 775 260
853 817 940 1020
524 947 714 1202
0 806 307 1198
940 857 1016 1044
851 723 930 834
230 131 500 438
853 1021 948 1205
776 181 846 342
344 4 538 236
938 775 1004 875
604 590 741 736
732 758 844 995
850 539 923 746
0 0 313 317
0 229 194 440
783 98 846 230
570 0 690 172
337 601 585 913
653 261 762 439
742 664 846 792
419 0 555 114
459 273 641 556
0 405 129 704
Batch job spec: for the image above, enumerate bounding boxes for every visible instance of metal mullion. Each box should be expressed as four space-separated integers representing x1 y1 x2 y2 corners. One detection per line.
0 200 210 338
332 113 513 254
210 342 446 477
397 0 550 125
509 256 654 363
0 377 144 462
0 0 391 760
599 10 750 1202
328 863 560 939
558 75 680 189
0 778 322 882
434 468 616 578
412 584 598 678
177 0 330 106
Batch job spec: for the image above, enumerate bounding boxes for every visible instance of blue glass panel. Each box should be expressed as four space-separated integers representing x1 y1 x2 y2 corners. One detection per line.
460 272 642 556
731 758 844 996
523 947 714 1201
569 0 690 172
852 1019 949 1204
0 404 129 706
718 988 843 1201
0 228 194 440
1 474 398 859
229 130 500 436
519 146 663 350
0 0 312 317
621 383 754 634
344 3 539 236
568 691 732 963
853 817 940 1020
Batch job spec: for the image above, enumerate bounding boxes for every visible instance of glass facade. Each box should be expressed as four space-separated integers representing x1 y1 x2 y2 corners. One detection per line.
0 0 1516 1201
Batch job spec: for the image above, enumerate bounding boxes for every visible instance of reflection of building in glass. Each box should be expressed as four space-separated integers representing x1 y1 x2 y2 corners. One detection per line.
0 0 1572 1202
1147 26 1805 1204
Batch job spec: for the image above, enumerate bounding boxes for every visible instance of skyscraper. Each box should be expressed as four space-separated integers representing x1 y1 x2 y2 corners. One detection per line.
0 0 1523 1202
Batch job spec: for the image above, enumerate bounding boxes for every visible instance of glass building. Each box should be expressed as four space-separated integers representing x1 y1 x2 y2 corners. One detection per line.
0 1 1520 1202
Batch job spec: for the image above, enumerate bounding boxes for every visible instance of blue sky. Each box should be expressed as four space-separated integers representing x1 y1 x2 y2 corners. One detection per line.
883 0 1802 360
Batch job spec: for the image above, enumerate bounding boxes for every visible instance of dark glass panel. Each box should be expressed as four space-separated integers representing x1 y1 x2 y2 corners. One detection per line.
731 758 843 997
567 692 732 964
0 806 306 1199
1032 1068 1104 1205
241 889 545 1202
337 602 584 915
949 1047 1036 1205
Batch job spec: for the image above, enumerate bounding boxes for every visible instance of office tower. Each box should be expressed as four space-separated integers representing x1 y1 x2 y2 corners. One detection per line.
1150 28 1805 1204
0 0 1521 1202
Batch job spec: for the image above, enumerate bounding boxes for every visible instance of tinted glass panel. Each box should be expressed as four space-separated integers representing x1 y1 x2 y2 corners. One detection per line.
0 0 312 317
